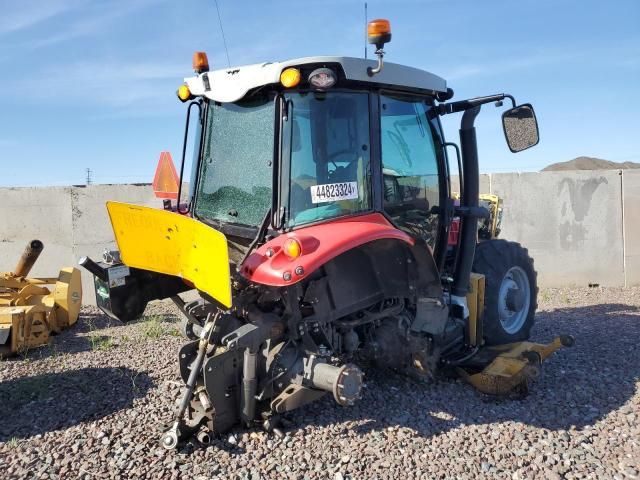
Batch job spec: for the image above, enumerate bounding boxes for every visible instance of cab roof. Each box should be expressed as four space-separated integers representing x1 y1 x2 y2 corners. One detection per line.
184 56 447 103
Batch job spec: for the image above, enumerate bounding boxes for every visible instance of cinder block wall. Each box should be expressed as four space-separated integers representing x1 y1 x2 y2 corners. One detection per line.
0 171 638 305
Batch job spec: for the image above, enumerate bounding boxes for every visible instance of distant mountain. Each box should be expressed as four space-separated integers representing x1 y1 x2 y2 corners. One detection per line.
542 156 640 171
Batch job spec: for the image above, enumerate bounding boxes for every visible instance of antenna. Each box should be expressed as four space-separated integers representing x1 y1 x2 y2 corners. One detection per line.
85 168 92 186
214 0 231 67
364 2 368 59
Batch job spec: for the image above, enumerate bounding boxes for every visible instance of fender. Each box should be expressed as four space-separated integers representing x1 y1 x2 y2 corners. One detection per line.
240 213 415 287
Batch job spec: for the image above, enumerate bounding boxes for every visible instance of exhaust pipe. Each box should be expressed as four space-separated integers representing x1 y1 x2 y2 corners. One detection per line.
14 240 44 277
78 256 108 282
451 106 481 299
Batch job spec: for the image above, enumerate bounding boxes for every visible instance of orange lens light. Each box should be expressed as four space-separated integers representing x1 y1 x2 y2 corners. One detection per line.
367 18 392 47
176 84 192 102
280 68 301 88
367 18 391 36
283 238 302 259
192 51 209 73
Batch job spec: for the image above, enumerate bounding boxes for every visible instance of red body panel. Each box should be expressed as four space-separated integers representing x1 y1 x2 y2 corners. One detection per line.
240 213 415 287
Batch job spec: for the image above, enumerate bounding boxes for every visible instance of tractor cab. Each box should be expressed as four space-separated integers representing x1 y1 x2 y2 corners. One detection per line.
80 19 572 449
182 54 452 271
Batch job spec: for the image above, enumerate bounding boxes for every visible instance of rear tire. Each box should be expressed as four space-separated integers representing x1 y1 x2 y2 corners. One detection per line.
472 240 538 345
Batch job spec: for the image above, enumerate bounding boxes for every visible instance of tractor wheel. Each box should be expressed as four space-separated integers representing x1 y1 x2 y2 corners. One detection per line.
472 239 538 345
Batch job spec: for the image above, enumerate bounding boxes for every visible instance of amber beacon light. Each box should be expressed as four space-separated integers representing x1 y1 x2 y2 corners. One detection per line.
192 51 210 73
366 19 391 77
367 19 391 48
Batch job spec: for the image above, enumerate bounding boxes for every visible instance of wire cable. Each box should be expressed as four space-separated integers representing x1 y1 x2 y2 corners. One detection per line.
214 0 231 67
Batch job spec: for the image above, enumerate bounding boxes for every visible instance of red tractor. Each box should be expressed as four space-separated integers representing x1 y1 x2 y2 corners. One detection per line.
81 19 572 448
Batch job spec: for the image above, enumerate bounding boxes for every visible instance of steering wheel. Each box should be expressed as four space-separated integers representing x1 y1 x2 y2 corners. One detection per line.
327 149 358 168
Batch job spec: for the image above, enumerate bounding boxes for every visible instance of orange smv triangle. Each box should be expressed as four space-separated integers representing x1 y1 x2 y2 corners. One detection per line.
152 151 179 199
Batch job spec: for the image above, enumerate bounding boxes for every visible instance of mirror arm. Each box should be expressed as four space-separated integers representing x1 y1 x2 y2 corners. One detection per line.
444 142 463 196
503 94 516 108
437 93 516 116
177 100 202 214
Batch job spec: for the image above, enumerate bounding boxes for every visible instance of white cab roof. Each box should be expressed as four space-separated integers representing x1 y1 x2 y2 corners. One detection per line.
185 56 447 103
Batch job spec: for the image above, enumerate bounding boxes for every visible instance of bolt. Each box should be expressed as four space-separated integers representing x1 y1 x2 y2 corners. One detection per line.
283 271 292 281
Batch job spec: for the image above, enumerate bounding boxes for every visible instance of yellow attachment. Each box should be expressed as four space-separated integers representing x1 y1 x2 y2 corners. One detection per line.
466 273 485 346
1 306 51 356
52 268 82 327
480 194 502 239
458 335 574 396
106 202 232 307
1 266 82 357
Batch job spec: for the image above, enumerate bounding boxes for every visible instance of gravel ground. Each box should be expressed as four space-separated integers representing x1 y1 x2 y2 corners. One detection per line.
1 287 638 479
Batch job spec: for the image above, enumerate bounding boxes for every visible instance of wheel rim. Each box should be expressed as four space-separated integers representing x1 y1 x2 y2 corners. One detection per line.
498 266 531 334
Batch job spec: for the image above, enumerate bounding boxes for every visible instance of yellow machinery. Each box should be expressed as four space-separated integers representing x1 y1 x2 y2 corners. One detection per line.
461 272 573 396
0 240 82 357
451 193 503 240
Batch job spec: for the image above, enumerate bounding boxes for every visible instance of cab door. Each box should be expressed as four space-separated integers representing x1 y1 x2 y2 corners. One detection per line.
379 94 444 252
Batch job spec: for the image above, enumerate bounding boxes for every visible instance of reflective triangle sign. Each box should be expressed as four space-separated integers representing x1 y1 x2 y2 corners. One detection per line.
152 151 179 199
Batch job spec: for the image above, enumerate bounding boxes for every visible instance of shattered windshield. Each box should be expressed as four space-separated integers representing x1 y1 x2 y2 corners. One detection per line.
194 96 274 227
285 91 372 228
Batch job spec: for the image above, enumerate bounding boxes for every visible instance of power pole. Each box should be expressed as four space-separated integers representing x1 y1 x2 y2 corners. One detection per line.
86 168 92 185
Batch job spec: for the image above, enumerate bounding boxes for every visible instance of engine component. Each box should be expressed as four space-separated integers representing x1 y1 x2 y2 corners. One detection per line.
307 360 363 406
342 329 359 353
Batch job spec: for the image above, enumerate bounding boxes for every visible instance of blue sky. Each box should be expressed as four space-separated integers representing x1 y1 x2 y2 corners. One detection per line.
1 0 638 186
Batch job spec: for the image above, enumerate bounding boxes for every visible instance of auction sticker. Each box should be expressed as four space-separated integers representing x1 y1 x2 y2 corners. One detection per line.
310 182 359 204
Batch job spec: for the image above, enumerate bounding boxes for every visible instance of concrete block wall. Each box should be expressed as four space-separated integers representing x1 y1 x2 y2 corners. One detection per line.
0 171 638 305
623 170 640 286
492 171 625 287
0 184 157 305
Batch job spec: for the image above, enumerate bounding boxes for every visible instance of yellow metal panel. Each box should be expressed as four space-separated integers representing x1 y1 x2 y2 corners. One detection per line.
52 268 83 327
467 278 477 345
107 202 232 307
466 273 485 346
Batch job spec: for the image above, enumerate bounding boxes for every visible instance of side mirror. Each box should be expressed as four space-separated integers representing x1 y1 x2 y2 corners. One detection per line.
502 103 539 152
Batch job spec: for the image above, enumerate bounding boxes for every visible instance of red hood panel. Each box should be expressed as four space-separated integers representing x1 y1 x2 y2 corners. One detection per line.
240 213 414 287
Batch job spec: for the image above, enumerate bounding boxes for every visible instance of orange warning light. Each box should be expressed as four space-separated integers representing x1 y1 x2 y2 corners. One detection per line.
152 151 180 199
